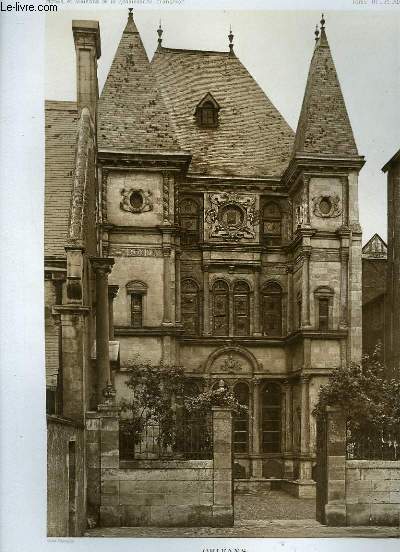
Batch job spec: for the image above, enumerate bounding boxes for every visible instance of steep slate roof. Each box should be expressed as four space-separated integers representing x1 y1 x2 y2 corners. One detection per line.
98 13 181 153
45 101 78 257
293 27 358 157
151 47 294 178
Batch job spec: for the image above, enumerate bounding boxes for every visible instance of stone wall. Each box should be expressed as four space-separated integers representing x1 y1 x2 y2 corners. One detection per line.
103 461 214 526
346 461 400 526
47 416 86 536
86 406 233 528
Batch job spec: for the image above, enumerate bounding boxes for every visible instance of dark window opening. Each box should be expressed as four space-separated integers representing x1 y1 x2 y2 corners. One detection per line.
213 280 229 336
262 202 282 244
131 293 143 328
262 282 282 336
233 281 250 336
130 191 143 211
318 298 329 330
262 383 281 453
197 100 218 127
181 279 200 335
233 383 249 453
180 198 200 246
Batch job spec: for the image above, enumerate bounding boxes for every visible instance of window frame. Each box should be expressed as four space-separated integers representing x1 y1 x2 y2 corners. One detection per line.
233 281 250 336
262 201 282 245
233 382 250 454
261 282 283 337
261 382 282 454
180 197 201 247
181 278 201 336
314 286 334 331
212 280 230 336
126 280 148 328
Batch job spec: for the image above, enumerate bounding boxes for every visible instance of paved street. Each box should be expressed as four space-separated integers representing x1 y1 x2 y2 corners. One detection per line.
85 489 399 538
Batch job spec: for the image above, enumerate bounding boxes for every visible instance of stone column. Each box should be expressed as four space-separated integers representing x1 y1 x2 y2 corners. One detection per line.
253 269 261 336
299 375 312 481
107 285 119 339
339 248 349 329
175 246 181 324
52 305 90 422
203 265 210 335
282 380 294 479
301 249 312 329
91 257 114 405
251 378 263 478
212 407 234 527
162 247 172 325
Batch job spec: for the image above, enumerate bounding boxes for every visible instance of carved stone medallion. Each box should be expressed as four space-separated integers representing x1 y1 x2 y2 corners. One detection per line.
312 194 342 218
205 192 259 241
120 188 153 214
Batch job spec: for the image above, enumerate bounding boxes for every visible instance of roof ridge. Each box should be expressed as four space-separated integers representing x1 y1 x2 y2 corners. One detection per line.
157 46 231 56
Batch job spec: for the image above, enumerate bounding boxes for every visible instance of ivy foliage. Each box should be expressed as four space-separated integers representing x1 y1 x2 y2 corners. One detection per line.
119 359 246 448
313 345 400 436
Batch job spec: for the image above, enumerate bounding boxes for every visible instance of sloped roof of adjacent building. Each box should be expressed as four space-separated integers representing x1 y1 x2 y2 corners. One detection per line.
45 100 78 258
293 27 358 157
151 47 294 178
98 13 181 153
362 233 387 259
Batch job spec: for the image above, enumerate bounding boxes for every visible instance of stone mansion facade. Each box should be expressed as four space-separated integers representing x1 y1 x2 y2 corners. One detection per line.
45 12 365 499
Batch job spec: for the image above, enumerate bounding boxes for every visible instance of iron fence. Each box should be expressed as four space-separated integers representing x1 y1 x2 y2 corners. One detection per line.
120 416 213 461
346 425 400 460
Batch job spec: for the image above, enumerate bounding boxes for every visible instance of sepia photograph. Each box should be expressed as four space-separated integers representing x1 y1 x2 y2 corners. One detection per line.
2 1 400 548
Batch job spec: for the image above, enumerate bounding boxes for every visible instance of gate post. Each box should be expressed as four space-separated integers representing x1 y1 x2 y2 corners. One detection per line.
316 406 347 526
212 407 234 527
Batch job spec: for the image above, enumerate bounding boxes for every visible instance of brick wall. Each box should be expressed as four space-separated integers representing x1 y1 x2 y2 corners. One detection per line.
346 460 400 526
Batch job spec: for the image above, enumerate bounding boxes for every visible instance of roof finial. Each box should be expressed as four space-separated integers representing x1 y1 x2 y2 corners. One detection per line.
314 24 320 42
128 7 133 20
228 25 234 55
157 20 163 48
320 13 325 30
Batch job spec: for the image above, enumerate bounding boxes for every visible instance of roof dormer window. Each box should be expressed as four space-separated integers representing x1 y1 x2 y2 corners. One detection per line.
195 93 220 128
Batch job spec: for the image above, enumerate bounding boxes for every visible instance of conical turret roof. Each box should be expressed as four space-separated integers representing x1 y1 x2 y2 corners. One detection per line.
293 25 358 157
98 12 181 152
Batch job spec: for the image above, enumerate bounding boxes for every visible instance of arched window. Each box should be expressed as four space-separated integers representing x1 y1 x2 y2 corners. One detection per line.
262 282 282 337
212 280 229 336
180 198 200 246
233 382 249 453
233 281 250 336
262 202 282 244
181 279 200 335
262 383 282 453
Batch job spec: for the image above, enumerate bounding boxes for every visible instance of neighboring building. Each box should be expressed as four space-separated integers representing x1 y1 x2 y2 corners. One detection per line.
361 234 387 356
383 149 400 374
46 11 366 527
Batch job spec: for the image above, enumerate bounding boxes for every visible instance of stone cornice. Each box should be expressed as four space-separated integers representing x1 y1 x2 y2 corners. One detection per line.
114 326 184 337
99 149 191 174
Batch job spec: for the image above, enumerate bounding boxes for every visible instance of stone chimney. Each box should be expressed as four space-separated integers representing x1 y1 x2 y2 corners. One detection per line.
72 20 101 123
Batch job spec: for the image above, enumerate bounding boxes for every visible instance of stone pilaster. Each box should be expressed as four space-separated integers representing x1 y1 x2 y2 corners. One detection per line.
287 266 293 334
212 407 234 527
107 285 119 339
175 246 181 324
283 379 294 479
91 257 114 405
299 375 312 480
162 246 172 325
301 248 312 329
251 378 262 478
203 266 210 335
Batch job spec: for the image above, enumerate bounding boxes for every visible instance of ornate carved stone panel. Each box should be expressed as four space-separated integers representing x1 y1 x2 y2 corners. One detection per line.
205 192 258 241
312 194 342 218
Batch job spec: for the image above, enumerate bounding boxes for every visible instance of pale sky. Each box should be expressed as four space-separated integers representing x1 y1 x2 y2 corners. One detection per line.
46 8 400 244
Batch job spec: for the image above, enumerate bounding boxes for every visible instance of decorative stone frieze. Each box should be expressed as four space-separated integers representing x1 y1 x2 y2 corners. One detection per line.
109 245 163 258
205 192 258 241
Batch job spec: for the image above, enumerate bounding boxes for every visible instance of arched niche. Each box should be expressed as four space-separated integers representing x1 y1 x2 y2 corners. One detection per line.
204 346 258 377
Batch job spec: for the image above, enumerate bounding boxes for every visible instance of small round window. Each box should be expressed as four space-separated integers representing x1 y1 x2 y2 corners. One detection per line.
130 191 144 211
319 197 332 215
